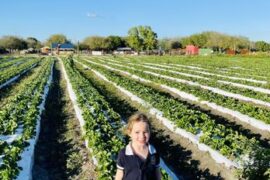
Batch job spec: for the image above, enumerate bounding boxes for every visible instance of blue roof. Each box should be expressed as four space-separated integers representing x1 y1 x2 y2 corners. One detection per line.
51 43 74 49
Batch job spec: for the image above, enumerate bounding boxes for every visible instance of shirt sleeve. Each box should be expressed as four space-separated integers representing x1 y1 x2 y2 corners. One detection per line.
116 149 125 170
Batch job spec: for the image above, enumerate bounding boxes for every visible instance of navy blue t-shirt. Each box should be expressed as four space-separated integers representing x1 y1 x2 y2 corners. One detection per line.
117 143 160 180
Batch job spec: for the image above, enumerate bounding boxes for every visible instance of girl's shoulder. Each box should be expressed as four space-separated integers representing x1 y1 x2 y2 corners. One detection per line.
118 147 126 156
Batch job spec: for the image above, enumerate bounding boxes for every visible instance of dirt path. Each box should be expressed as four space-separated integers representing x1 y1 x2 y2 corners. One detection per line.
32 60 97 180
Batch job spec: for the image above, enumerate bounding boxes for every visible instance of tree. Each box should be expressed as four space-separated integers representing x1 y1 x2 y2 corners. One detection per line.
127 26 158 52
127 27 143 52
180 31 251 52
189 33 207 47
181 37 192 48
105 36 125 51
158 38 171 52
0 36 27 52
78 42 89 51
139 26 158 51
203 31 224 51
255 41 270 52
46 34 69 46
26 37 42 49
83 36 107 51
170 40 182 49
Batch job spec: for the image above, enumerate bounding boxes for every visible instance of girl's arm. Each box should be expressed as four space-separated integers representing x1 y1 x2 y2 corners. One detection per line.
115 169 124 180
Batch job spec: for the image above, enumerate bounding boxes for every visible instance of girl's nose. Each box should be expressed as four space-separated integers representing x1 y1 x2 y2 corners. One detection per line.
140 133 145 138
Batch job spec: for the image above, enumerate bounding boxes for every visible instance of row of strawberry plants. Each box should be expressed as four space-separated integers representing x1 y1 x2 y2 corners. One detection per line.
98 58 268 91
62 57 125 179
140 61 270 92
111 55 270 80
0 60 44 107
0 57 28 69
119 55 270 86
141 62 268 87
0 57 53 148
149 62 268 83
0 57 54 179
0 59 50 135
0 56 15 64
84 58 270 125
99 58 270 110
75 59 266 162
0 57 40 86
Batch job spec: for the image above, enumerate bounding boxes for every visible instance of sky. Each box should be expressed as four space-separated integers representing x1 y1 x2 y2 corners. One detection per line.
1 0 270 43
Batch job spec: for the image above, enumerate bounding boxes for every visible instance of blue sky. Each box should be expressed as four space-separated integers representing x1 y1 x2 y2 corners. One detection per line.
1 0 270 43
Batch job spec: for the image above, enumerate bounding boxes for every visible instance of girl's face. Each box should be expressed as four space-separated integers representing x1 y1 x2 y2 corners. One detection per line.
129 121 150 146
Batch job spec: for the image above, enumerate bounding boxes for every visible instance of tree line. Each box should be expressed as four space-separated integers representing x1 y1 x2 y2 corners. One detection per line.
0 26 269 54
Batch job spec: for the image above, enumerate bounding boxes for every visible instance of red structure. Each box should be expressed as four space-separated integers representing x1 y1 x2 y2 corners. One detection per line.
186 45 199 55
226 49 235 55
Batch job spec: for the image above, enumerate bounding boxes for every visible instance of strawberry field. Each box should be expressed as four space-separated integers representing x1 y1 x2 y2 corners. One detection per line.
0 55 270 179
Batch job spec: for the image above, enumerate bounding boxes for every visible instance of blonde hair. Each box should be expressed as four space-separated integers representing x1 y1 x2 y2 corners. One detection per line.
124 112 150 135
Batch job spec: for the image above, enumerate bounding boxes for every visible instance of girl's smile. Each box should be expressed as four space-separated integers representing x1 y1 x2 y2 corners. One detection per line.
129 121 150 147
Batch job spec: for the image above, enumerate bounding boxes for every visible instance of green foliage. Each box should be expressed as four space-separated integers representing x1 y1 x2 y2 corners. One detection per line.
81 35 126 51
158 38 182 52
105 36 125 51
46 34 69 46
82 36 107 51
236 145 270 180
81 58 261 162
180 31 250 51
26 37 42 49
0 36 27 51
0 57 54 179
127 26 158 52
161 168 172 180
62 57 125 178
255 41 270 52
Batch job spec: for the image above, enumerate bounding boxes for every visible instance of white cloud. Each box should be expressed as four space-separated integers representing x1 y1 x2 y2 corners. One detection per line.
87 12 101 18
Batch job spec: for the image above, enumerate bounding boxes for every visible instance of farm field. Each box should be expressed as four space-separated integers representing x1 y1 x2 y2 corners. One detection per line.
0 55 270 180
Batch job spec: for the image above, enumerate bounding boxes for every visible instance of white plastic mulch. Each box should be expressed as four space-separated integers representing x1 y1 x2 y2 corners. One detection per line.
81 59 270 132
77 59 240 169
0 63 38 89
59 58 98 165
98 59 270 96
16 63 54 180
144 62 267 84
218 80 270 95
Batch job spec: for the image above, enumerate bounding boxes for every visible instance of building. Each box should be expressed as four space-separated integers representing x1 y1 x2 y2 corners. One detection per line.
113 47 133 55
225 49 236 55
92 51 104 55
51 43 74 55
186 45 199 55
199 48 213 56
41 46 51 55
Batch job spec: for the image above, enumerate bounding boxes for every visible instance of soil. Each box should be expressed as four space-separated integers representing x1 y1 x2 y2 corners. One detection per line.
32 60 97 180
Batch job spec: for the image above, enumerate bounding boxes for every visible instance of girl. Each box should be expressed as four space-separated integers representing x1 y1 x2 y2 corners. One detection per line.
115 112 161 180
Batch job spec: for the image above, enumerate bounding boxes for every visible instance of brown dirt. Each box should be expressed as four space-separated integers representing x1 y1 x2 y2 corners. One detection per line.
32 59 97 180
